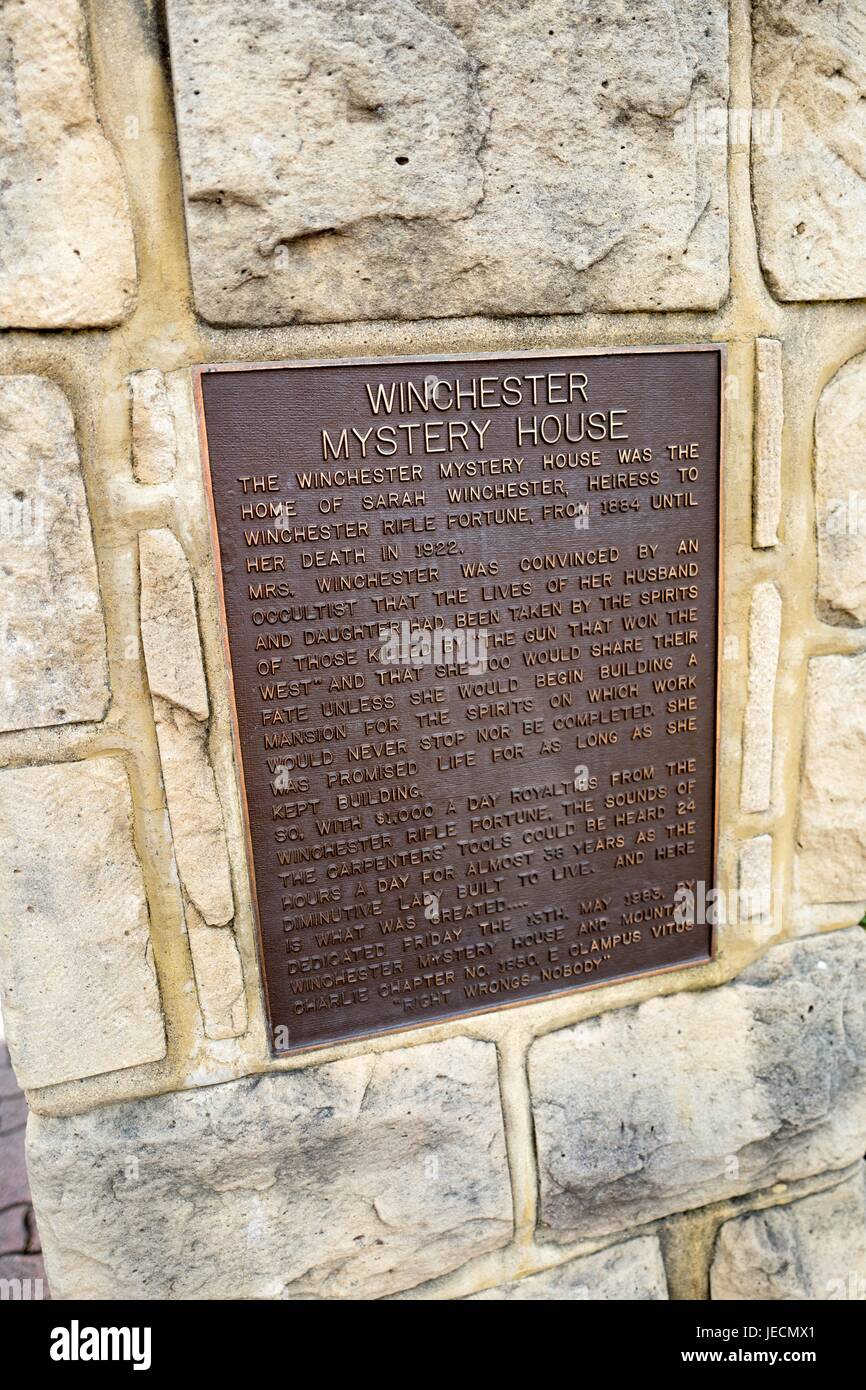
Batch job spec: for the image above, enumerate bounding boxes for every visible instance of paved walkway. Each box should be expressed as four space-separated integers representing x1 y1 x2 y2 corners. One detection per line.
1 1044 47 1297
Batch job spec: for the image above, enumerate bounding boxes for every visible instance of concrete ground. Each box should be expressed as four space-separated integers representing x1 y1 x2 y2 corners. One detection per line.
1 1044 47 1298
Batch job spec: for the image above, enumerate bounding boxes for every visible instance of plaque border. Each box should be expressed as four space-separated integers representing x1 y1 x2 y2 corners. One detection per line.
192 343 725 1058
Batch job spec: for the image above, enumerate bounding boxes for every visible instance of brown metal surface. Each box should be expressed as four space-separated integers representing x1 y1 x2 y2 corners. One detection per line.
194 346 723 1054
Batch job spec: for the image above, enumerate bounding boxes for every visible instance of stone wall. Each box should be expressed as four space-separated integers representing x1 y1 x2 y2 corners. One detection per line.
0 0 865 1300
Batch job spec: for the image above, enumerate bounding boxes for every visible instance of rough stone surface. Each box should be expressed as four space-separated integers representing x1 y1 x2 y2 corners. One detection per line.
740 582 781 813
130 371 177 485
0 759 166 1090
797 654 866 903
0 0 137 327
529 929 866 1241
753 338 782 548
751 0 866 301
186 907 247 1041
737 834 773 928
154 708 235 927
139 529 209 721
468 1236 668 1300
815 353 866 626
139 530 234 927
710 1166 866 1301
27 1037 513 1299
139 485 236 1043
0 376 109 733
166 0 729 325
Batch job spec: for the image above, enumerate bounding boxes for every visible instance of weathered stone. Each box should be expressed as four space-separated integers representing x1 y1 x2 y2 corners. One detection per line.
0 760 165 1090
165 0 729 325
468 1236 667 1300
153 707 234 927
27 1037 513 1299
710 1166 866 1301
753 338 782 548
737 834 773 929
0 376 109 733
139 531 239 1027
139 530 208 721
0 0 137 327
139 530 234 927
529 928 866 1241
815 353 866 626
797 654 866 903
740 582 781 813
129 371 177 485
751 0 866 301
186 906 247 1041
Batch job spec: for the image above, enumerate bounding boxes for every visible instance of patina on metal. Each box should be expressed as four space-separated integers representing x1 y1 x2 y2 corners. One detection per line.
194 345 723 1054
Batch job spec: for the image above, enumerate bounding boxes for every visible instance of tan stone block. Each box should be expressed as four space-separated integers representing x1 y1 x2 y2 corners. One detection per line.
0 0 137 327
710 1166 866 1300
753 338 782 549
27 1037 513 1298
139 529 233 928
737 835 773 928
186 906 247 1041
153 704 234 927
468 1236 668 1300
797 653 866 902
752 0 866 300
530 930 866 1240
815 352 866 626
740 582 781 813
0 759 165 1090
165 0 728 324
129 371 177 485
0 375 109 733
139 529 209 721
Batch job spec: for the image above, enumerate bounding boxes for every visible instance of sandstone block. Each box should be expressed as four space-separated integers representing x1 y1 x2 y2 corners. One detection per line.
139 529 209 721
737 835 774 929
0 0 137 326
468 1236 667 1300
710 1166 866 1300
166 0 728 324
130 371 177 486
751 0 866 301
0 376 109 733
139 529 240 1030
740 582 781 813
0 759 165 1090
797 653 866 903
753 338 782 548
530 929 866 1240
815 353 866 626
186 907 247 1041
139 530 233 927
27 1037 513 1299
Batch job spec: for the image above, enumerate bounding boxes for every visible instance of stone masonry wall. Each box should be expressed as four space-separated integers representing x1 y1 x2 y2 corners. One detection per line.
1 0 866 1300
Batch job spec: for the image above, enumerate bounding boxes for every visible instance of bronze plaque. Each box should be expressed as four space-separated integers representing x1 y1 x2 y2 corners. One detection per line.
195 346 722 1054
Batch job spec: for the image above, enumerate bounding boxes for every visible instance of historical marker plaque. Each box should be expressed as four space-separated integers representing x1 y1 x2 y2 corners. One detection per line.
195 346 722 1054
